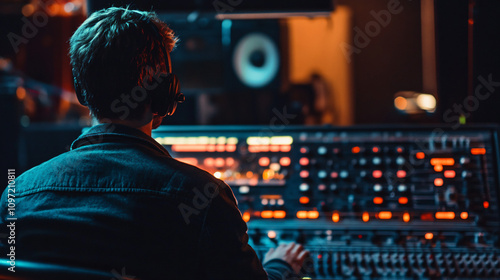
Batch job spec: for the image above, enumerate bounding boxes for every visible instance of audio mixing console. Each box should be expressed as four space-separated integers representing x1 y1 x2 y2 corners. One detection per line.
152 125 500 279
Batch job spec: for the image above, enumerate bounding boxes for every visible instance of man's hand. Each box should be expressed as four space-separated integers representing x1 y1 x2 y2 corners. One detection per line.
263 242 309 273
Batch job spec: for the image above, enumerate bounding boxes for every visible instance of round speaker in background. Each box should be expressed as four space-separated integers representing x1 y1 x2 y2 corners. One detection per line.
232 33 280 88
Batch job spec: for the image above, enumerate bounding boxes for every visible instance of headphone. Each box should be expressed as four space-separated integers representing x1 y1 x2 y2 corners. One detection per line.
73 12 184 117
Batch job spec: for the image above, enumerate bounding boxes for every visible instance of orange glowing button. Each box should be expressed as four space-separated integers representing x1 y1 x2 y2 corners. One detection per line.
226 157 235 166
216 145 225 152
259 157 270 166
273 211 286 219
435 211 455 219
299 157 310 166
430 158 455 166
434 178 444 187
397 147 404 153
460 212 468 219
242 212 251 222
372 170 383 178
484 201 490 208
297 211 308 219
299 196 310 204
332 212 340 223
280 145 291 152
373 197 384 204
307 211 320 219
261 211 273 219
425 233 434 240
434 164 443 172
267 230 277 239
259 145 270 152
248 146 259 153
416 152 425 160
444 170 456 178
172 144 207 152
420 213 434 221
397 170 407 178
270 145 280 152
226 144 237 152
215 158 225 167
300 170 310 178
362 212 370 222
207 145 216 152
399 197 409 204
471 148 486 155
378 211 392 220
403 212 411 222
352 146 361 154
204 158 215 166
280 157 291 167
372 147 380 153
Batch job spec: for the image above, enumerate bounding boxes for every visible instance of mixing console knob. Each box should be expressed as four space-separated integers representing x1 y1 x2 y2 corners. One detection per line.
461 171 472 179
318 170 328 179
460 156 470 164
339 170 349 179
317 146 328 156
372 157 382 165
299 183 310 192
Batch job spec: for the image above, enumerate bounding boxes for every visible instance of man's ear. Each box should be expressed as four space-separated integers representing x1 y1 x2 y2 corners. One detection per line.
152 114 164 129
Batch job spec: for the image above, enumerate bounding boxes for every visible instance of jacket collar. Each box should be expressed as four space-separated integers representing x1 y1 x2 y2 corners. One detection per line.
71 123 171 157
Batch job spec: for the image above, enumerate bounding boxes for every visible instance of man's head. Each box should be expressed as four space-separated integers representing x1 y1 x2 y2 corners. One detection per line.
69 7 177 123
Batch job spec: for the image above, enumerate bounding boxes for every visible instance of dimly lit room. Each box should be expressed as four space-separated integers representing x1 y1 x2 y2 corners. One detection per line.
0 0 499 279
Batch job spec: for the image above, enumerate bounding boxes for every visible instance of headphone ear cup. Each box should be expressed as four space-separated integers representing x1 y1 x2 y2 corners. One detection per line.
166 74 180 116
150 73 180 117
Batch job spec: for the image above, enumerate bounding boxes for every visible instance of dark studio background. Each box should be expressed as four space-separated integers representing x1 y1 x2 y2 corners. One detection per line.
0 0 499 176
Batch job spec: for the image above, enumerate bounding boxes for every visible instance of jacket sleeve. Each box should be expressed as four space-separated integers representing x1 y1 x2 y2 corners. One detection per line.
198 181 294 280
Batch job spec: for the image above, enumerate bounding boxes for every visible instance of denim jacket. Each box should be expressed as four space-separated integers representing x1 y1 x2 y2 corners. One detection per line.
0 124 292 279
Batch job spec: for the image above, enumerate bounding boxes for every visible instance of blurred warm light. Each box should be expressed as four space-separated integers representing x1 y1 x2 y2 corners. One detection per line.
416 93 437 111
16 87 26 100
394 91 437 114
22 4 35 17
394 96 408 111
213 171 222 179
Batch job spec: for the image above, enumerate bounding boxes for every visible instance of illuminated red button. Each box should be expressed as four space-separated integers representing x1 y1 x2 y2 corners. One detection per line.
397 170 406 178
299 157 310 166
372 170 383 179
444 170 456 178
416 152 425 159
300 170 309 178
373 197 383 204
300 147 309 154
434 178 444 187
279 157 291 167
330 172 338 179
258 157 270 166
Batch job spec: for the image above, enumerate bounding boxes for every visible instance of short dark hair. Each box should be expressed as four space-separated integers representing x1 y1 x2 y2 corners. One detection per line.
69 7 177 120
